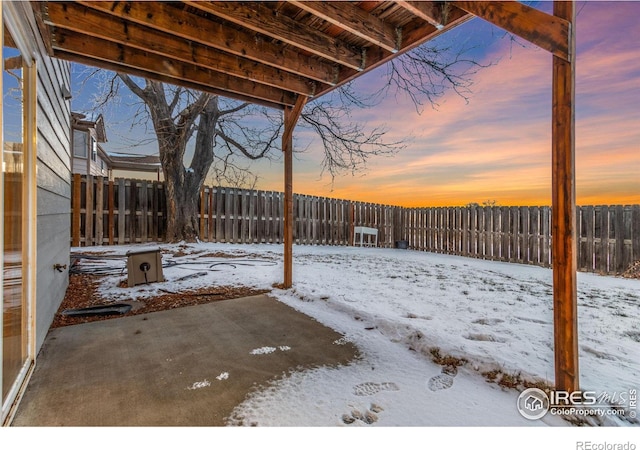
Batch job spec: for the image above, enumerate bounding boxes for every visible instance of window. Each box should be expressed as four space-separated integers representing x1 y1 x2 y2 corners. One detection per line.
2 20 28 408
2 4 38 424
73 129 87 158
91 136 97 162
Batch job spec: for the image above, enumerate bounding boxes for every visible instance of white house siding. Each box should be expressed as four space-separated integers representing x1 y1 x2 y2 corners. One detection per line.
71 156 87 175
14 2 71 352
89 156 107 177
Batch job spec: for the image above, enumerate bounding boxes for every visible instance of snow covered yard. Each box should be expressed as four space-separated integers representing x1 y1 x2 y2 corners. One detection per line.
74 242 639 430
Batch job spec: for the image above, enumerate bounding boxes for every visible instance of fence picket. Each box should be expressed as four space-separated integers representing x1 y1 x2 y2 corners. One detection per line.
108 180 115 245
141 180 148 243
614 205 625 273
95 177 104 246
85 175 94 246
209 187 215 241
72 174 81 246
117 178 125 244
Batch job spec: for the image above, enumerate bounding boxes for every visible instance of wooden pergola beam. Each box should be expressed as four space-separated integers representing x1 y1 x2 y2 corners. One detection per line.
289 1 399 53
551 1 578 393
75 1 339 86
52 44 294 109
45 2 317 98
282 95 308 288
56 50 286 110
396 1 448 29
455 1 571 61
185 1 365 71
52 29 298 106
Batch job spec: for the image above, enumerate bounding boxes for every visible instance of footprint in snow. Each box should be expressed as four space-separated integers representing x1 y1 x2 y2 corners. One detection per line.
353 381 399 396
427 374 454 391
427 365 458 392
464 333 507 343
472 318 504 326
581 345 617 361
342 403 384 425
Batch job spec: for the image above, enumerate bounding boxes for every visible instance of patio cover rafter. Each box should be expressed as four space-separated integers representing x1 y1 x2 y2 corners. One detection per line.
75 0 340 87
395 1 452 29
45 2 318 98
184 1 366 71
288 1 400 54
37 1 475 108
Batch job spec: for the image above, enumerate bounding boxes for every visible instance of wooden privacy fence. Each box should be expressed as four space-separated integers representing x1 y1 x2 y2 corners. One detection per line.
197 187 405 247
72 175 640 275
71 174 404 248
71 174 166 246
401 205 640 274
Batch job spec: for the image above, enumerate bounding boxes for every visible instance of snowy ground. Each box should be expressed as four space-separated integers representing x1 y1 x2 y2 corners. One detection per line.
59 242 639 445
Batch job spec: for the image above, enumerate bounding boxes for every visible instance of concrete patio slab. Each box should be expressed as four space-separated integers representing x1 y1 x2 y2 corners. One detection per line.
11 294 359 426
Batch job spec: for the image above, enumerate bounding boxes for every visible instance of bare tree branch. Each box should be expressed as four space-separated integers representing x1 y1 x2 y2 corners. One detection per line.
301 97 406 179
381 42 489 113
168 86 183 114
117 73 147 100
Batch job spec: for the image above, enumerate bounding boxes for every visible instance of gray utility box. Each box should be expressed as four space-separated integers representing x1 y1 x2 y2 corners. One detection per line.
126 247 164 287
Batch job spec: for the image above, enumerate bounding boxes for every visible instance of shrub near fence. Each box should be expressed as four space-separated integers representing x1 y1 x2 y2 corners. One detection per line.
71 175 640 275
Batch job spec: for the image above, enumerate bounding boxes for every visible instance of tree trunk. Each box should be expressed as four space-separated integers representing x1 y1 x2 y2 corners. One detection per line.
114 77 260 242
162 101 219 242
164 163 201 242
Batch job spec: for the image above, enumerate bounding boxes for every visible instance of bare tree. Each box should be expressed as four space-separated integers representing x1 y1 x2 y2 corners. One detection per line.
116 75 284 241
77 39 484 242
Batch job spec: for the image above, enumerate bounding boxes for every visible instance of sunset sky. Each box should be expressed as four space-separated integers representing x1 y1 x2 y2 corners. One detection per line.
73 1 640 208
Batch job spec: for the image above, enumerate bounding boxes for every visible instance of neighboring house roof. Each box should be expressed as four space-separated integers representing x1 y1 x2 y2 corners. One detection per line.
71 112 107 143
93 115 107 143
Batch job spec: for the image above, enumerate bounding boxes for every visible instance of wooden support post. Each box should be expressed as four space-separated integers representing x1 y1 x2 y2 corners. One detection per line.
282 96 308 288
552 1 578 393
470 0 578 394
